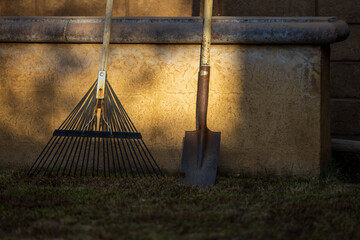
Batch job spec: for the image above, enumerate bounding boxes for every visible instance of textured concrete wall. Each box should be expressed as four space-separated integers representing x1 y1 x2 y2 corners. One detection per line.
1 0 358 137
0 0 317 17
0 43 328 175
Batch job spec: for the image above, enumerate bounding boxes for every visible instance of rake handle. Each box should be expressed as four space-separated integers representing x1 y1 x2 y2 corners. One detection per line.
100 0 114 71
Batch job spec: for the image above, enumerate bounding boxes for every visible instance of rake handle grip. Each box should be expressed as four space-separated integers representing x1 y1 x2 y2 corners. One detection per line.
100 0 114 71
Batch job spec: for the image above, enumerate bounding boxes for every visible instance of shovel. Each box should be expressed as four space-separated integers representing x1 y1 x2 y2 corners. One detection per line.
179 0 220 186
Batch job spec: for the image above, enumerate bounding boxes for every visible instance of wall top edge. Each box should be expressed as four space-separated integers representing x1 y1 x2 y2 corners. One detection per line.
0 16 350 44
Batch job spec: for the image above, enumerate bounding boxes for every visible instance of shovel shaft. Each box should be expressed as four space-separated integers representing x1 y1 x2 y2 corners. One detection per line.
200 0 213 66
197 65 210 130
197 0 213 130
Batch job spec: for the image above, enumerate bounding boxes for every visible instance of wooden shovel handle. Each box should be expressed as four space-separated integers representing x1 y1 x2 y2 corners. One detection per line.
200 0 213 66
100 0 114 71
197 66 210 130
197 0 213 130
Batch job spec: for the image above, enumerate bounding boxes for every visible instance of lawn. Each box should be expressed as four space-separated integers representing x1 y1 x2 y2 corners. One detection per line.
0 163 360 240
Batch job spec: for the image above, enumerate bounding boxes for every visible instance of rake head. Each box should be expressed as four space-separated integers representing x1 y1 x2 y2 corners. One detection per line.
28 81 163 177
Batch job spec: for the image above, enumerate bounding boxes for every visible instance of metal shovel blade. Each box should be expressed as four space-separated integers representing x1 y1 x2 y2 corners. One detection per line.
179 129 220 187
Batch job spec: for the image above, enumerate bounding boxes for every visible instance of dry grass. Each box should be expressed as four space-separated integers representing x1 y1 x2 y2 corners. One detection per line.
0 166 360 240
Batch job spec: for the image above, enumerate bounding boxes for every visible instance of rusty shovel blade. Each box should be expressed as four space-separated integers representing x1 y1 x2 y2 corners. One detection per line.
179 129 220 187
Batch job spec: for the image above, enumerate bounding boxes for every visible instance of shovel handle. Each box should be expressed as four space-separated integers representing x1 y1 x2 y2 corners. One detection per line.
197 66 210 130
100 0 114 71
197 0 213 129
200 0 213 66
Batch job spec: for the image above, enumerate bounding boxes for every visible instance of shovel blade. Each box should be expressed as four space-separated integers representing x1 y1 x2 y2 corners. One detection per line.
179 130 221 187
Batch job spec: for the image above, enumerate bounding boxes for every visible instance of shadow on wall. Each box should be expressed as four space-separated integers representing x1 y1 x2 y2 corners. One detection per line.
0 0 317 17
0 0 223 17
0 43 326 176
212 45 324 175
0 43 91 168
0 43 199 172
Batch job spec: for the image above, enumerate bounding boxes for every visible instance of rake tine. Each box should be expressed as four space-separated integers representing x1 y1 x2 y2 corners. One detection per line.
68 136 82 176
83 136 92 177
112 139 121 177
58 82 96 130
61 83 96 130
105 85 141 177
103 136 107 177
47 136 70 176
139 139 163 177
92 136 96 177
127 138 146 177
109 83 137 132
106 94 119 177
124 139 141 177
78 136 87 176
28 136 56 176
106 97 121 177
97 137 100 176
118 138 132 177
37 136 63 176
106 137 111 177
132 139 153 177
110 139 117 177
56 136 76 176
107 97 131 177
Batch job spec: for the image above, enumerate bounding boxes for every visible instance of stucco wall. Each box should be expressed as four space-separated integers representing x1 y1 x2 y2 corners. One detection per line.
1 0 358 138
0 43 329 175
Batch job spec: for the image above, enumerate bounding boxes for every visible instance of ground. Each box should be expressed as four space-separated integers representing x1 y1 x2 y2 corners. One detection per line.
0 158 360 240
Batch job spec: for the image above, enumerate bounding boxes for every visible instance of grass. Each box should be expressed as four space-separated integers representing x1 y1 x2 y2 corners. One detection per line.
0 161 360 240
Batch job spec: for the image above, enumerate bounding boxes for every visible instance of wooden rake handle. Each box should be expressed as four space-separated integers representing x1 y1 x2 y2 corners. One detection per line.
100 0 114 71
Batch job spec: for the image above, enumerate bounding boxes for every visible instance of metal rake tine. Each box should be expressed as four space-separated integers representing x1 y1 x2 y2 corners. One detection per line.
107 82 137 131
103 137 107 177
83 136 92 177
56 136 77 176
68 136 82 176
47 136 71 176
97 137 100 176
58 82 96 130
139 139 164 177
105 93 120 177
105 137 111 177
127 139 145 177
37 136 63 176
60 83 97 130
117 138 132 177
132 139 154 177
127 139 146 177
28 136 56 176
110 138 118 177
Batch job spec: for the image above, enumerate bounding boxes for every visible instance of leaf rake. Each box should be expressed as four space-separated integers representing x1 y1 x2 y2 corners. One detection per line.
28 0 163 177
